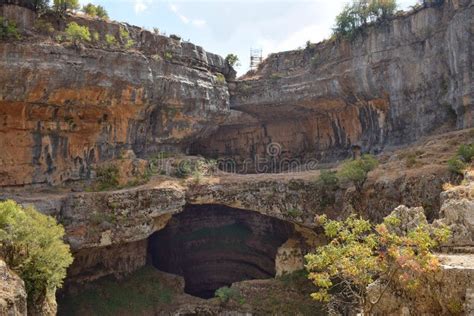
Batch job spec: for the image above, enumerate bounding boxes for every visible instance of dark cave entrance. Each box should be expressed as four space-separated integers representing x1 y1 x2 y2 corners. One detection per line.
147 204 295 299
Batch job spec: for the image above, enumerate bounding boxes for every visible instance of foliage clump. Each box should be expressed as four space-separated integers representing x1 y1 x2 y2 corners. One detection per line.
215 286 243 304
333 0 398 38
0 200 73 304
337 154 378 190
119 26 135 49
65 22 91 43
225 53 240 67
105 34 117 47
82 3 109 19
305 212 450 314
447 143 474 174
0 17 20 40
95 164 120 191
53 0 80 15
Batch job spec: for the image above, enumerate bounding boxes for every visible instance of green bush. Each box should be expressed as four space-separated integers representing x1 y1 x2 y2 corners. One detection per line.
0 17 20 40
82 3 97 16
333 0 397 38
447 157 466 175
65 22 91 43
337 154 378 190
215 286 242 304
164 51 173 60
119 26 135 49
0 200 73 303
105 34 117 46
95 164 120 190
96 5 109 19
318 169 339 187
174 160 192 178
225 53 239 67
53 0 80 15
306 213 450 313
216 73 226 84
457 144 474 163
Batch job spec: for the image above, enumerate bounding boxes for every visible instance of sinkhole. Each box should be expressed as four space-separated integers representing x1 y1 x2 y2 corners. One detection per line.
148 204 296 299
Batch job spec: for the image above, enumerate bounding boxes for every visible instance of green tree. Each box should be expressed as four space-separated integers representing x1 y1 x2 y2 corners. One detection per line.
53 0 80 15
96 5 109 19
225 53 240 67
305 213 450 314
337 154 378 190
333 0 398 38
0 200 73 304
65 22 91 43
0 17 20 40
82 3 97 16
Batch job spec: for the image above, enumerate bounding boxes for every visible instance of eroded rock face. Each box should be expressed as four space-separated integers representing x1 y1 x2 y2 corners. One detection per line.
0 11 231 186
194 0 473 170
0 260 27 316
148 204 297 298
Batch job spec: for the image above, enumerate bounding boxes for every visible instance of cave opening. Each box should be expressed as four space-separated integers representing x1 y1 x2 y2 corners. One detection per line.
148 204 296 299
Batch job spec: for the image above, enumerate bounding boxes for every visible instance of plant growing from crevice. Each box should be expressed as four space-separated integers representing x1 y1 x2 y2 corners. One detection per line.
305 213 450 314
65 22 91 44
447 143 474 175
0 17 21 40
337 154 378 191
215 286 244 304
0 200 73 307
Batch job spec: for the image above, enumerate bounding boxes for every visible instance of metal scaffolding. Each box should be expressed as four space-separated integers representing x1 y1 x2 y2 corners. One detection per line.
250 48 263 71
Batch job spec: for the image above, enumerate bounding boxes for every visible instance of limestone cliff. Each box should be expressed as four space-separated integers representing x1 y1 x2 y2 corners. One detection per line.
0 7 232 186
194 0 473 171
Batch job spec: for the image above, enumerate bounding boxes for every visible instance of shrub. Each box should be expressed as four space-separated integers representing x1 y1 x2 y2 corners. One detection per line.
95 164 120 190
92 31 99 42
119 26 135 49
337 154 378 190
317 169 339 187
164 51 173 60
175 160 192 178
333 0 397 38
306 213 450 314
82 3 97 16
447 157 466 175
216 73 226 84
34 19 55 35
0 200 73 303
215 286 242 304
0 17 20 40
53 0 80 15
65 22 91 43
457 144 474 163
225 53 239 67
96 5 109 19
105 34 117 47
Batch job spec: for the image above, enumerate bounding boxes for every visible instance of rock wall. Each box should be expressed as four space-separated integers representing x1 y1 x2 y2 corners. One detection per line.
0 9 232 186
0 259 27 316
194 0 473 170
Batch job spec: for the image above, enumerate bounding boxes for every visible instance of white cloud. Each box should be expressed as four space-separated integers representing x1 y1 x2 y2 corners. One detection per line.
134 0 152 14
169 4 206 28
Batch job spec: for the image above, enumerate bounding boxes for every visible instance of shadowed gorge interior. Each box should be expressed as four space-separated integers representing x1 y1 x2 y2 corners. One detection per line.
148 204 296 299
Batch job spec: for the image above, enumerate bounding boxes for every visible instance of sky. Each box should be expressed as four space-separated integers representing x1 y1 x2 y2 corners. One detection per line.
78 0 419 75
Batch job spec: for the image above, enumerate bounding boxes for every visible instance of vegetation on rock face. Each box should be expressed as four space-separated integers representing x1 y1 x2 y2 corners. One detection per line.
334 0 397 38
337 154 378 190
447 143 474 174
225 53 240 67
53 0 80 15
0 17 20 40
305 212 450 314
0 200 73 305
215 286 243 304
65 22 91 43
81 3 108 19
119 26 135 49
